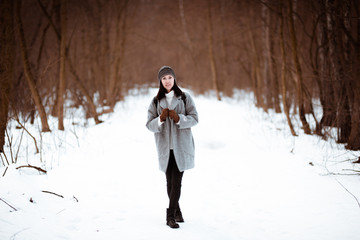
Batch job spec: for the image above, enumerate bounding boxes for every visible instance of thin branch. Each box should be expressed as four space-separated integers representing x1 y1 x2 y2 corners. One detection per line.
15 129 25 163
37 0 60 39
0 198 17 211
323 172 360 176
5 129 14 163
42 190 64 198
14 118 39 154
2 166 8 177
1 151 9 166
73 195 79 202
16 164 47 174
342 169 360 173
334 178 360 209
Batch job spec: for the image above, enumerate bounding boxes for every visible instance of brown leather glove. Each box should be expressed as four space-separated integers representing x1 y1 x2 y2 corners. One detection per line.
169 110 180 123
160 108 169 122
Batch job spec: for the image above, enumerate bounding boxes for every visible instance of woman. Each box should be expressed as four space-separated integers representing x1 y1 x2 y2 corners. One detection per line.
146 66 199 229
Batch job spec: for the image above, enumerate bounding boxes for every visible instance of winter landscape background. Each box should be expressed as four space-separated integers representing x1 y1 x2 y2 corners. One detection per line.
1 0 360 239
1 88 359 240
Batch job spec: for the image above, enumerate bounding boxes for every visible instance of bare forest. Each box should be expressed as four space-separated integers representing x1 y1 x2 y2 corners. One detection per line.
1 0 360 157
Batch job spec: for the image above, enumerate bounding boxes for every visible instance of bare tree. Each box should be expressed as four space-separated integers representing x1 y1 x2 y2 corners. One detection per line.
287 0 311 134
108 0 129 110
249 29 265 110
326 0 351 143
179 0 197 65
207 0 221 101
346 0 360 150
279 0 297 136
58 0 67 130
268 6 282 113
262 2 271 110
0 0 15 152
37 0 102 125
15 0 50 132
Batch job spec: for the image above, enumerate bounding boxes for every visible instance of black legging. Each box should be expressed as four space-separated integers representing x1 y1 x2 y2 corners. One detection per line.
166 150 184 210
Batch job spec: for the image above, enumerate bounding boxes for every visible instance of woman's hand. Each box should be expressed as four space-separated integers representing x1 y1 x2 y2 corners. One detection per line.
160 108 169 122
169 110 180 123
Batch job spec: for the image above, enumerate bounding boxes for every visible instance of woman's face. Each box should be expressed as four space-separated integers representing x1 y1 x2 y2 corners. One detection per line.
161 74 175 92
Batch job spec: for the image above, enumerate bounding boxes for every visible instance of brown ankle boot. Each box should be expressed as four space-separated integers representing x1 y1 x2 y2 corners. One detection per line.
175 208 184 222
166 208 179 229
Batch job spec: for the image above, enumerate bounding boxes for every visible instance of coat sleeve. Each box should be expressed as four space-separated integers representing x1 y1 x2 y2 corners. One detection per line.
146 100 162 133
177 93 199 129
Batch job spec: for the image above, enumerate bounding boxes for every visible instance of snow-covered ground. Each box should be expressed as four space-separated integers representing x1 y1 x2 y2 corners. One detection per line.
1 88 360 240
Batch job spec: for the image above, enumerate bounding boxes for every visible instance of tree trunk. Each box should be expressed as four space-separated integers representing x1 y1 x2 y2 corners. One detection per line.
67 57 102 124
316 0 335 128
179 0 198 66
265 2 281 113
262 1 271 110
219 0 229 92
37 0 102 125
0 0 15 152
326 0 351 143
280 0 297 136
207 0 221 101
346 0 360 150
287 0 311 134
58 0 67 130
15 0 50 132
108 0 129 110
249 29 265 110
338 4 352 143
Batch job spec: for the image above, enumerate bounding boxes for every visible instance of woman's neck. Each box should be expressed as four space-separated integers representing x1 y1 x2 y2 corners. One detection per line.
166 90 174 97
165 90 174 106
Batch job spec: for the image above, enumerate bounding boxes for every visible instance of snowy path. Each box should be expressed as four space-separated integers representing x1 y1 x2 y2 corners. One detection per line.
1 89 360 240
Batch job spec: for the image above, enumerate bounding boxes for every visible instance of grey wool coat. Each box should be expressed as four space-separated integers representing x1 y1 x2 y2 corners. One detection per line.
146 92 199 172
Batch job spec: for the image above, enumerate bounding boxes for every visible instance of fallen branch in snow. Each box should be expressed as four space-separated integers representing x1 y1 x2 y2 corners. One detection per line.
323 172 360 176
16 164 47 174
73 195 79 202
325 164 360 209
0 198 17 211
42 190 64 198
2 166 8 177
334 178 360 209
342 169 360 173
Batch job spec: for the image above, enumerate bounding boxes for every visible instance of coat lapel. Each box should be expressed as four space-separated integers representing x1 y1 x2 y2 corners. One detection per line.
159 95 181 110
159 97 167 109
169 95 181 110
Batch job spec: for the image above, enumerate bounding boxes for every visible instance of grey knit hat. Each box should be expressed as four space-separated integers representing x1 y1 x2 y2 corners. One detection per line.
158 66 176 82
